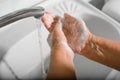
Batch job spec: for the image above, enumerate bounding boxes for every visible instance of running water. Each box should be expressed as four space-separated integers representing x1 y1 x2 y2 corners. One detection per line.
35 19 47 79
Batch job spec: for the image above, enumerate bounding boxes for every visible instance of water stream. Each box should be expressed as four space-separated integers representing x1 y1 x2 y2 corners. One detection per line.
35 19 47 79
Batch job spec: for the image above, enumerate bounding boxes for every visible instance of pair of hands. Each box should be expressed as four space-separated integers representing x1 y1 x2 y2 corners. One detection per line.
41 12 92 59
41 12 120 72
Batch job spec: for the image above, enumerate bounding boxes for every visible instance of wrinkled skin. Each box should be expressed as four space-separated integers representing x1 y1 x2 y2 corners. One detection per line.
62 13 90 53
41 12 91 54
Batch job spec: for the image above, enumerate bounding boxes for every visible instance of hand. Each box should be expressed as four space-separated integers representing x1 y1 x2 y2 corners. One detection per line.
62 13 92 54
41 12 92 55
41 12 74 58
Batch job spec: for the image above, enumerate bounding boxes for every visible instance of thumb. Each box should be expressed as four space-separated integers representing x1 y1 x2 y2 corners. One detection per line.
47 19 66 47
53 19 67 41
53 19 62 33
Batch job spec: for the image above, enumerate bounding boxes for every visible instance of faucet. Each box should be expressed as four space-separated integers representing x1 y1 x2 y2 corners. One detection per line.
0 6 45 28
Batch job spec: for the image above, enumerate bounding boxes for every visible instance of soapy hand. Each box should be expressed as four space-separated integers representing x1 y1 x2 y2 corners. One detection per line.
42 12 74 58
41 12 67 48
41 12 91 54
62 13 91 53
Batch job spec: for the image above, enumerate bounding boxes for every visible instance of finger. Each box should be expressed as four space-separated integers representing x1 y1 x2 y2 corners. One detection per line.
41 13 51 30
50 16 59 31
64 13 77 23
41 12 55 32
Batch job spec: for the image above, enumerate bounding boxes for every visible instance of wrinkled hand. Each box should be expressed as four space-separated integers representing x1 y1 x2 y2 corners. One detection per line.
41 12 91 54
62 13 91 53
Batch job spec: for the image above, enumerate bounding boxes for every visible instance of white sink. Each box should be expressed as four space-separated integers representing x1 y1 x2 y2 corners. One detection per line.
0 0 120 79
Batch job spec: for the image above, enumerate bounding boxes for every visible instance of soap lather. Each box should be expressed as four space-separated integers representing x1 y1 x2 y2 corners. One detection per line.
0 6 45 28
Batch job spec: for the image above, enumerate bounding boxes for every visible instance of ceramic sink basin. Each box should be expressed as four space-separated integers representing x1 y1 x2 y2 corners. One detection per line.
0 0 120 79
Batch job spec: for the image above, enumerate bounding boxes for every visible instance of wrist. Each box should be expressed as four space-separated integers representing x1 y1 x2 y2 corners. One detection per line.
51 42 74 60
81 33 105 61
81 33 97 55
